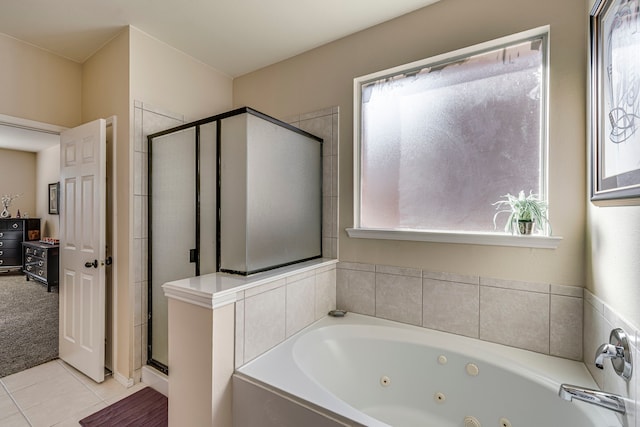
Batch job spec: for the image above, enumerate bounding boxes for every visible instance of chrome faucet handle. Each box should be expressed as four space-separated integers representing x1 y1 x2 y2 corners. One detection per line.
595 343 623 369
594 328 633 381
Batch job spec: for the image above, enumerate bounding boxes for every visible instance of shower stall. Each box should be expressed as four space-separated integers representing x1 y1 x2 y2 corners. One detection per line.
147 107 323 373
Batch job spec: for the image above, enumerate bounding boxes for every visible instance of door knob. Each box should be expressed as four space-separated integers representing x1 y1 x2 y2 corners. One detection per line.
85 260 98 268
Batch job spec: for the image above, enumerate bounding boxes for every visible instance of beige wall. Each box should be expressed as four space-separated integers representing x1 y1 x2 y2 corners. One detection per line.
0 33 75 239
128 26 232 379
0 24 234 384
234 0 588 287
0 33 82 128
130 27 233 121
585 0 640 329
0 33 78 237
0 148 36 216
36 145 61 237
127 27 232 378
82 28 133 383
586 149 640 330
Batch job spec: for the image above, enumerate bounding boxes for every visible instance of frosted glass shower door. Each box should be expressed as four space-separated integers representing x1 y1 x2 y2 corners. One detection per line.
199 122 217 275
220 112 322 274
150 128 196 367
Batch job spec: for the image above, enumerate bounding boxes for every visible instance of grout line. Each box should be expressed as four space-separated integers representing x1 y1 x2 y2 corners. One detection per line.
1 379 33 427
313 271 318 321
479 282 551 295
57 359 110 403
284 282 289 339
477 284 481 339
418 269 424 327
421 277 425 328
58 360 95 387
242 297 246 366
373 270 377 317
548 292 552 356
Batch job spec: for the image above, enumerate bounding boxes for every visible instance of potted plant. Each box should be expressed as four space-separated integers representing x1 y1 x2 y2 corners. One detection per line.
492 190 550 235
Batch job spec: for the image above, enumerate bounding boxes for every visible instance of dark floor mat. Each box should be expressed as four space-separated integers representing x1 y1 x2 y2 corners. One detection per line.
79 387 168 427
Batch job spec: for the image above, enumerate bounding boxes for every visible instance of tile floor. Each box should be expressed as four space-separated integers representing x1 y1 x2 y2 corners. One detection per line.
0 359 147 427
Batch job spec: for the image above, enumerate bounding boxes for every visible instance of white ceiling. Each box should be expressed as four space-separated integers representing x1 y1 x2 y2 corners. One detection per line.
1 0 440 78
1 0 440 151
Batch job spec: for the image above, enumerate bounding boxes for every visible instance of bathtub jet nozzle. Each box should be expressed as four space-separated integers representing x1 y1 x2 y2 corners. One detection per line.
558 383 626 415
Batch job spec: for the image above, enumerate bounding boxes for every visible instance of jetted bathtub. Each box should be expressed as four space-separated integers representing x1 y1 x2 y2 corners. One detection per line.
236 313 621 427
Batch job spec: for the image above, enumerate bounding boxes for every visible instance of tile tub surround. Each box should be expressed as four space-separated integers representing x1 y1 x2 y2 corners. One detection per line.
235 262 337 366
336 262 583 361
163 258 337 426
161 258 337 367
583 290 639 427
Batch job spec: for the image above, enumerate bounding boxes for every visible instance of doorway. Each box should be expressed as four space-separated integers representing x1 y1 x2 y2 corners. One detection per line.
0 114 115 379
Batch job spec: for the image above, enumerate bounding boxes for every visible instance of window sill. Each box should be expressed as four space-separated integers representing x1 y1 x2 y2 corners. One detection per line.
345 228 562 249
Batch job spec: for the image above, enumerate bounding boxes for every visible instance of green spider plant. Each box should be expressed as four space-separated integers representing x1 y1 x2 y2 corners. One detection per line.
492 190 550 235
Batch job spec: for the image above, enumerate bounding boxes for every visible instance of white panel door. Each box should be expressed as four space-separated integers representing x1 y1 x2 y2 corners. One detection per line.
59 119 107 383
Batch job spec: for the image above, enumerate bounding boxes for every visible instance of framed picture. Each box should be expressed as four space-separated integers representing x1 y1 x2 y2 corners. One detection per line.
48 182 59 215
590 0 640 201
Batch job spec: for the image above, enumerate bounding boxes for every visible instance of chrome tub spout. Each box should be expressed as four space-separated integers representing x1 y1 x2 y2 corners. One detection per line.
558 383 626 415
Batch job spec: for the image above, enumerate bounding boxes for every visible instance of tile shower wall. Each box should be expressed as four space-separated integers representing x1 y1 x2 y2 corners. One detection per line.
336 262 583 361
133 101 184 380
283 107 339 259
135 105 340 378
584 290 639 427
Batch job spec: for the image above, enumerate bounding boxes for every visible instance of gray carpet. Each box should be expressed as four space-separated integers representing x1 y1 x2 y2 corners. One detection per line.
0 272 58 378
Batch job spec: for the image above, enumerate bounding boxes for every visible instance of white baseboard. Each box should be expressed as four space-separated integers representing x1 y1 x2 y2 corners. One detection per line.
113 371 135 388
142 365 169 397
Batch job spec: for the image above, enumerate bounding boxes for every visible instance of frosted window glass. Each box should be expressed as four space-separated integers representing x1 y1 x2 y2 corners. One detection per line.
359 37 545 232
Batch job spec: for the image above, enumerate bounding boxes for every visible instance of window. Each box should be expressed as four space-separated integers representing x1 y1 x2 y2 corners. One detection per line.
353 27 550 239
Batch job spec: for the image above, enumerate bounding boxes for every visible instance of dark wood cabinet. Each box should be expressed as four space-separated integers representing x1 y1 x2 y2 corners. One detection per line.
23 241 59 292
0 218 40 272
